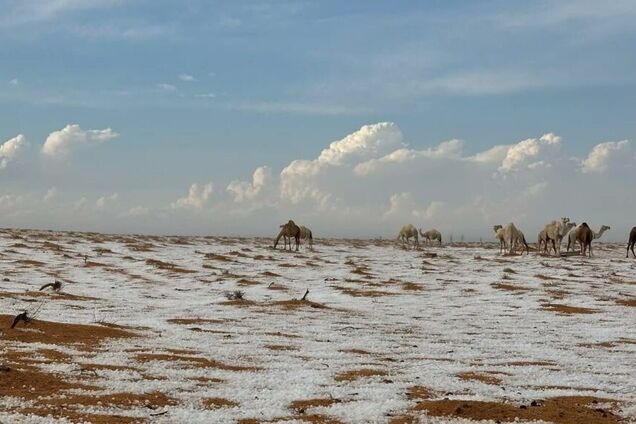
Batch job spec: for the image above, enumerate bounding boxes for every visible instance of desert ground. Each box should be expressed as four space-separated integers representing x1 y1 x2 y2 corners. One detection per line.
0 228 635 424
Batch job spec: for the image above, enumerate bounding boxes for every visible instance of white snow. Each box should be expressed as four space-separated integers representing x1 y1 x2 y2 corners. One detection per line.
1 229 635 423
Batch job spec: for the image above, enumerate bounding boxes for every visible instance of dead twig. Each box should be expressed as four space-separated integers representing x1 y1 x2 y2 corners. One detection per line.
301 289 309 301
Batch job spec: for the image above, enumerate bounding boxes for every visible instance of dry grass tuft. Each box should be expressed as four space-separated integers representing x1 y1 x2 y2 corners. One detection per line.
457 371 508 386
335 368 387 381
145 258 195 273
290 398 341 411
405 396 623 424
202 397 239 409
134 353 259 371
1 315 135 348
540 303 599 314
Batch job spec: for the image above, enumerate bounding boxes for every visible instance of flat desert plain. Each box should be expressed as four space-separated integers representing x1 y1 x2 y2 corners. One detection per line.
0 228 635 423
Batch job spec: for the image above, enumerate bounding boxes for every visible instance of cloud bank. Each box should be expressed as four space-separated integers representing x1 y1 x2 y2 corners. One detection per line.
1 122 634 238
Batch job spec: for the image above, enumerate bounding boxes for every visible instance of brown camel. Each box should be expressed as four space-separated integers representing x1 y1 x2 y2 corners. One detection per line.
576 223 594 257
274 220 300 251
627 226 636 258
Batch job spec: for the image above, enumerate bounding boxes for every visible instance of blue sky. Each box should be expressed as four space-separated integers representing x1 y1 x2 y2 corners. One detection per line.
1 0 635 238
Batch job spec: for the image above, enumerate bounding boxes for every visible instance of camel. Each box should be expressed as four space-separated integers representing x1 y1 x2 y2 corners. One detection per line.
627 226 636 258
274 220 300 251
493 225 506 254
419 228 442 245
567 225 610 252
299 225 314 250
576 222 594 257
397 224 419 247
502 222 529 255
542 217 576 256
537 229 548 253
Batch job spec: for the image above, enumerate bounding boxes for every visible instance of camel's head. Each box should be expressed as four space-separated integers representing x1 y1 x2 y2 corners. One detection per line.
561 217 570 224
600 225 611 231
493 225 502 232
566 222 577 230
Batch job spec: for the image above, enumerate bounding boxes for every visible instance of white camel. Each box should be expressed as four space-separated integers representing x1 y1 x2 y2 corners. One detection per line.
299 225 314 250
537 229 548 253
543 217 576 256
502 222 529 255
397 224 419 247
567 224 610 252
419 228 442 245
493 225 506 254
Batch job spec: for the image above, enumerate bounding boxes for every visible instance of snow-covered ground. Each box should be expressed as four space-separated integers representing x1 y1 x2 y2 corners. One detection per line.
1 228 635 423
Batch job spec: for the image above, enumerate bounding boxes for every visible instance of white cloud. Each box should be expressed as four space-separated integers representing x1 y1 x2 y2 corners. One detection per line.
194 93 216 99
382 192 445 222
178 74 196 82
96 192 119 210
580 140 631 174
171 183 214 210
497 133 561 173
227 166 272 203
280 122 403 206
355 138 463 176
70 24 168 40
9 78 18 86
0 193 25 209
43 187 58 201
229 100 366 116
42 124 118 157
157 83 177 92
0 134 27 169
0 0 121 27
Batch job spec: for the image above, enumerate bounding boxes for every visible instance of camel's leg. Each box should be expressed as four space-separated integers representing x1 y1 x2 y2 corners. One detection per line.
589 242 593 257
550 239 556 256
631 243 635 258
295 235 299 252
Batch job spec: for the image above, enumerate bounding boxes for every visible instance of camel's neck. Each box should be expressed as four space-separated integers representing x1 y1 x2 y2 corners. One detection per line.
593 228 608 239
558 224 572 236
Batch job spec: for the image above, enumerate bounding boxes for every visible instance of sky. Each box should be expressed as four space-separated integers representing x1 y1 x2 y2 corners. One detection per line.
1 0 635 239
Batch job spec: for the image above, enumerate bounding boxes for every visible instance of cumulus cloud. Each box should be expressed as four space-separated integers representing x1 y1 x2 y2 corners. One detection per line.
580 140 631 173
227 166 272 203
178 74 196 82
42 124 118 157
0 134 27 169
355 139 463 176
171 183 214 210
280 122 403 206
382 192 445 222
96 192 119 210
497 133 561 173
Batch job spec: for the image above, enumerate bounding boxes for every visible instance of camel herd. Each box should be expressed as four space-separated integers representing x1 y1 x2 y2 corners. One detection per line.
273 219 636 259
492 218 616 258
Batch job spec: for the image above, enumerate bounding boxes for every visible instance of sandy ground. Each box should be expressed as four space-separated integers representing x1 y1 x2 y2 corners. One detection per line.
0 228 635 424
